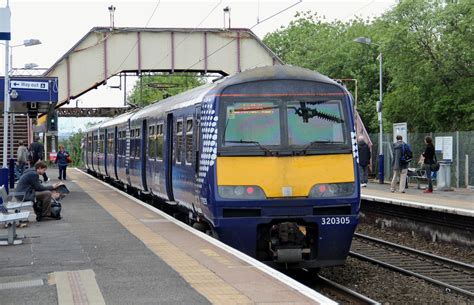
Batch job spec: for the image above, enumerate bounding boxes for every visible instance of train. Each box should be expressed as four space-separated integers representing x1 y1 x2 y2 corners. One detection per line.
83 65 361 270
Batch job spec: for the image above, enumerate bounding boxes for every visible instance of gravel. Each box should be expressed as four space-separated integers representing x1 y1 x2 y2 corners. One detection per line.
318 221 474 304
356 222 474 265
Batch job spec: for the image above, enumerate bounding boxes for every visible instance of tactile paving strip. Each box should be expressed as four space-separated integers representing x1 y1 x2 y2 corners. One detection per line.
83 184 253 305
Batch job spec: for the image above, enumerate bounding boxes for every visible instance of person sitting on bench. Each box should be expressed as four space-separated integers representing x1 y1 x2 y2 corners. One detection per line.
15 161 63 220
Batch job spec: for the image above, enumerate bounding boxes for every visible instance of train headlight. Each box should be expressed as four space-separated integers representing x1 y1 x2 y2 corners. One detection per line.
218 186 266 199
309 183 355 198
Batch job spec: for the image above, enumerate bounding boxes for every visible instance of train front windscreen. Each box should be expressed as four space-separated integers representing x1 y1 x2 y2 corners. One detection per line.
218 96 351 155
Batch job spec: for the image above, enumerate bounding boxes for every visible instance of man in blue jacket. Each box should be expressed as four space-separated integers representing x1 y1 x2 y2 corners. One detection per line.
15 161 62 219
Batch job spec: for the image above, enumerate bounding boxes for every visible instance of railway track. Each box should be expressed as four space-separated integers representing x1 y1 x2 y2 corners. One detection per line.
316 275 380 305
284 269 380 305
350 233 474 298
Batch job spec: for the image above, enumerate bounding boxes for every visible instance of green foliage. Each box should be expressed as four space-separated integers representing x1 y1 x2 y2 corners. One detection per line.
263 1 473 132
62 131 83 167
127 73 206 106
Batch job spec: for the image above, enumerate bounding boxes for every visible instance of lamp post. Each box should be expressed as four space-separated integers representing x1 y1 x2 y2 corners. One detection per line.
3 39 9 168
1 38 41 166
9 39 41 75
353 37 384 184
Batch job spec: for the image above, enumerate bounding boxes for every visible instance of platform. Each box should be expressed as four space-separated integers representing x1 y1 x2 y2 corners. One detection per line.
361 181 474 217
0 169 334 305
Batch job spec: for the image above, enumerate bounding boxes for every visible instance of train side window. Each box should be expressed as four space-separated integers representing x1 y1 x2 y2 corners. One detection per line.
130 129 135 157
116 131 120 156
119 130 125 156
99 134 104 153
94 135 98 153
136 128 141 158
185 118 193 165
149 125 155 159
156 123 164 161
176 120 184 164
108 133 113 153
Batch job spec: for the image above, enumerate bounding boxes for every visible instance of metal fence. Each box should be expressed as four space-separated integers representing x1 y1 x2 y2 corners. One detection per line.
368 131 474 188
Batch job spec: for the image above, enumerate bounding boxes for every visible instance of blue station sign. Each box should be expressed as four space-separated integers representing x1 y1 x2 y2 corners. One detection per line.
0 77 58 103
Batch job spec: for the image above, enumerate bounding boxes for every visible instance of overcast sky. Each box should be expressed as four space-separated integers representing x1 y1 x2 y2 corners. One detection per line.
1 0 396 133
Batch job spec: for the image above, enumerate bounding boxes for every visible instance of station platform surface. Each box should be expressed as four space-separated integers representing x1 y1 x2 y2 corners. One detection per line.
361 180 474 217
0 169 334 305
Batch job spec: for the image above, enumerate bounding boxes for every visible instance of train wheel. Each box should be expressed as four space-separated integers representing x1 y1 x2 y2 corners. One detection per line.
192 222 208 232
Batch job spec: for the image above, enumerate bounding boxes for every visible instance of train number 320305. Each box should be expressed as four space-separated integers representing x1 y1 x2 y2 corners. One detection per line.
321 217 351 225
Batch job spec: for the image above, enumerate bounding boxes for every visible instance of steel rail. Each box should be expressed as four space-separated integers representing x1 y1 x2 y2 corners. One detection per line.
316 275 381 305
350 233 474 298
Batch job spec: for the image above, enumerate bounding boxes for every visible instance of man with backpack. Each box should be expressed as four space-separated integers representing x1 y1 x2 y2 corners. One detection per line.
29 136 49 182
390 135 412 193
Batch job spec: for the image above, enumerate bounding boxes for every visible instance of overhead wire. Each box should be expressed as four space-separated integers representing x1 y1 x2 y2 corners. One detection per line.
184 0 302 72
147 0 224 72
114 0 302 100
113 0 162 74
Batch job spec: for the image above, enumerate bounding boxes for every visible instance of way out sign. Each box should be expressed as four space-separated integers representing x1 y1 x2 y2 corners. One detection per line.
11 80 49 91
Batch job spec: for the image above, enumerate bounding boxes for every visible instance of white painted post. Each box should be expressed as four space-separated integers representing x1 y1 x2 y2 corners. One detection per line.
456 131 459 189
465 154 469 188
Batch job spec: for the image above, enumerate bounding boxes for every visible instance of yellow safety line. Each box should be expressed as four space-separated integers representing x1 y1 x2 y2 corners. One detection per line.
75 175 253 305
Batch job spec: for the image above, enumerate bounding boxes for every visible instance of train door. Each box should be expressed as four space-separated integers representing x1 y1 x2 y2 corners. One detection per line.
141 119 148 191
193 106 201 203
102 128 108 176
85 133 90 170
114 126 119 180
91 131 96 172
125 119 131 185
165 113 175 201
95 131 100 171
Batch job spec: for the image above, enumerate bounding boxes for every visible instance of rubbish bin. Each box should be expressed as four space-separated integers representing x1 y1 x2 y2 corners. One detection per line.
0 167 9 195
436 161 453 191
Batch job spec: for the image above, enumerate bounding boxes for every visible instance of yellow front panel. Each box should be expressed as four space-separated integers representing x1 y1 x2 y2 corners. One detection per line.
217 154 355 198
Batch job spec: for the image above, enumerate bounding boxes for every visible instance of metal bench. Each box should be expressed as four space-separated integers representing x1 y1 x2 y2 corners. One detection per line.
0 210 30 245
0 186 32 245
0 186 33 212
408 168 437 189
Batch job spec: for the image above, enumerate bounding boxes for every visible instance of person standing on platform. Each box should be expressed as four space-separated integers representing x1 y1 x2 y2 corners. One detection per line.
357 135 371 187
422 136 435 193
16 140 29 176
390 135 408 193
30 137 49 182
55 145 70 180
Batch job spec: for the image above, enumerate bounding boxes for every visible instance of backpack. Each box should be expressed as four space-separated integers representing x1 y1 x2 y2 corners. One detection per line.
400 143 413 164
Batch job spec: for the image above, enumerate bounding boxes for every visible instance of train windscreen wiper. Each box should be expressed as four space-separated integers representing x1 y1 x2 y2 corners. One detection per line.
298 140 333 155
224 140 274 155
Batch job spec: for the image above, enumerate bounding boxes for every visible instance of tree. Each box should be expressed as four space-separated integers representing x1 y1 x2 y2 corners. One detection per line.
127 73 206 106
62 130 83 167
263 1 474 132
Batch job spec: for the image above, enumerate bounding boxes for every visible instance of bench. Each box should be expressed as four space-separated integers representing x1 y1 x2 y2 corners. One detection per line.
407 168 437 189
0 211 30 245
0 186 32 245
0 186 33 212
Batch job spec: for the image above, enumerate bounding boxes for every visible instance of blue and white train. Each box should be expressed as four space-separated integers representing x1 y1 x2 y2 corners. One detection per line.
84 65 361 269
